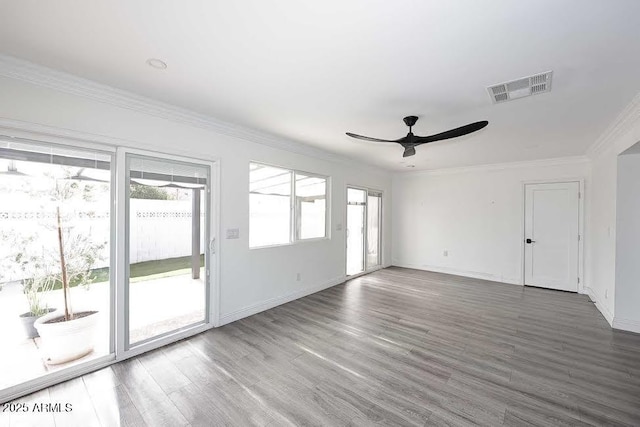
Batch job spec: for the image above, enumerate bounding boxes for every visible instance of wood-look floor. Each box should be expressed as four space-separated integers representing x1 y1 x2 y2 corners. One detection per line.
2 267 640 426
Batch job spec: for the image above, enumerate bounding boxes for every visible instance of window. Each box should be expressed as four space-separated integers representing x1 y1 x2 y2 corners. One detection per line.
250 164 292 247
250 163 328 248
295 173 327 240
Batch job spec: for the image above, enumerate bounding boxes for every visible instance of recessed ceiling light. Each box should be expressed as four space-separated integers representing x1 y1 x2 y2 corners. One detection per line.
146 58 167 70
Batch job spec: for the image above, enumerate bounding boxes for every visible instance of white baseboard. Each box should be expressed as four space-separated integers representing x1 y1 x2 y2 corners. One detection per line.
585 286 614 326
391 262 521 286
218 275 346 326
613 317 640 334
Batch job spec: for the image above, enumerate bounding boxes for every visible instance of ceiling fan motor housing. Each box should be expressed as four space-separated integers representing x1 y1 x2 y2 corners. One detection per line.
403 116 419 127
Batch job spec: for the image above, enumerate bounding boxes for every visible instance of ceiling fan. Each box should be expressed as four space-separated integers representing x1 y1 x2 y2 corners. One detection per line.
346 116 488 157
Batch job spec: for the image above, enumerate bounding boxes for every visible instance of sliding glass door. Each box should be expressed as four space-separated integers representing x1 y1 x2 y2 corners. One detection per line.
125 153 210 349
346 188 366 276
0 137 114 395
366 191 382 269
346 187 382 276
0 137 217 402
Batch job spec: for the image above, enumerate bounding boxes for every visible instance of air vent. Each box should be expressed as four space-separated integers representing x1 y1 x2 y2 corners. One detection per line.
491 86 506 95
487 71 553 104
494 93 508 102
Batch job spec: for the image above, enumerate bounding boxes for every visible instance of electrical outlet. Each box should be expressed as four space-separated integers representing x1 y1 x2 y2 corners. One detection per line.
296 273 301 281
443 250 448 257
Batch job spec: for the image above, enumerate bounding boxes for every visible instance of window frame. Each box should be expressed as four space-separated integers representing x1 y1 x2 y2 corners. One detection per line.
249 162 330 249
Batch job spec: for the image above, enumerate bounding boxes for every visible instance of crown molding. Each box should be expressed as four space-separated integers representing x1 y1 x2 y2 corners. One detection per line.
587 92 640 159
0 54 389 176
394 155 589 178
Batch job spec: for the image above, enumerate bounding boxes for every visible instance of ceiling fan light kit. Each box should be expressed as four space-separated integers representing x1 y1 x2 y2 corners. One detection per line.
346 116 488 158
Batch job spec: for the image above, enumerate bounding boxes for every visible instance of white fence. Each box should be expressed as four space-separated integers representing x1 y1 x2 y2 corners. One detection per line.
0 199 204 282
129 199 205 264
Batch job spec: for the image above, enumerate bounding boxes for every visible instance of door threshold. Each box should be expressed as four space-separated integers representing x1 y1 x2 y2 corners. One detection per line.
524 284 577 293
346 266 383 280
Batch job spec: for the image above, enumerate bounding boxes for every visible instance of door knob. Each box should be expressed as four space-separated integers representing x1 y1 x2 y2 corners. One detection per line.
526 238 536 244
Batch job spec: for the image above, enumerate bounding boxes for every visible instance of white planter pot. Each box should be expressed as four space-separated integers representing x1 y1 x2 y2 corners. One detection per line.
34 309 99 365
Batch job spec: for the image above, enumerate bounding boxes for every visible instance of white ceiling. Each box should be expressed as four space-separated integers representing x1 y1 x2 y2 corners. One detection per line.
0 0 639 171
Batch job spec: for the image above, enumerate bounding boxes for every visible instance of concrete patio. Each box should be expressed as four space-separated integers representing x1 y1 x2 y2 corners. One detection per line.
0 271 205 391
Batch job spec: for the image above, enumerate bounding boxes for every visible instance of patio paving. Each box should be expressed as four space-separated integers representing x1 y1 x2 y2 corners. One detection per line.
0 270 205 391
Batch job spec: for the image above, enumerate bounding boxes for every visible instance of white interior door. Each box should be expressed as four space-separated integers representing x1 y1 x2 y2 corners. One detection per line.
524 182 580 292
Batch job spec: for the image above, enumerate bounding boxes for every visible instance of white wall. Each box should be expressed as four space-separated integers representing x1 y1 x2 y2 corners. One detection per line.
0 73 392 324
587 93 640 331
392 159 589 285
614 150 640 331
586 145 618 322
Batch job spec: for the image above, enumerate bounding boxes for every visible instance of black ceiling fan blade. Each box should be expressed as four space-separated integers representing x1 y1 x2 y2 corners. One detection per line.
403 146 416 157
414 121 488 145
345 132 402 143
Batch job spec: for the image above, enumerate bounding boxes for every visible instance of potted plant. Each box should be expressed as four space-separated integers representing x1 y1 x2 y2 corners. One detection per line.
1 232 55 339
34 178 105 364
18 254 56 339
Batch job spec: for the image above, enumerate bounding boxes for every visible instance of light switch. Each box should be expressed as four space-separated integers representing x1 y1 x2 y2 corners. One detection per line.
336 223 343 231
226 228 240 239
